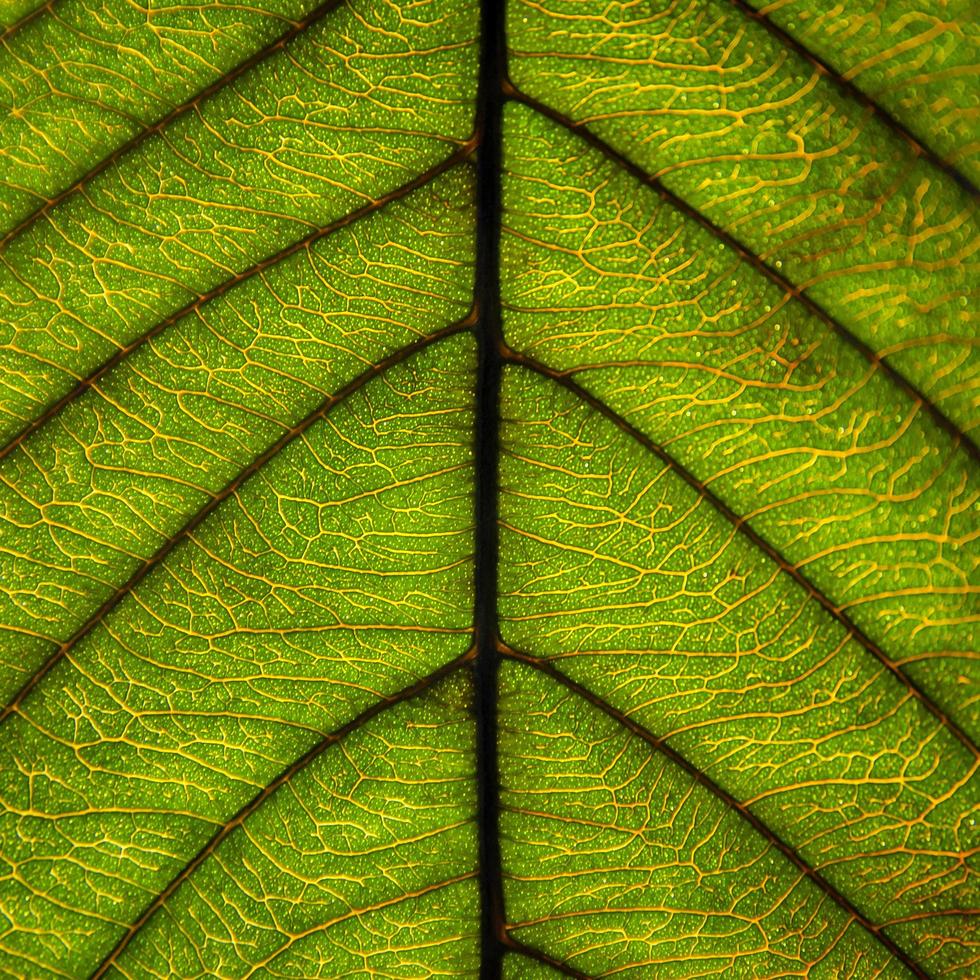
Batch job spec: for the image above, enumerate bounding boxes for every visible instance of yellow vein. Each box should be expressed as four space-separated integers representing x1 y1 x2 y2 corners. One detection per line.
0 148 473 464
0 318 473 725
502 643 930 980
508 349 979 761
506 83 980 468
729 0 978 198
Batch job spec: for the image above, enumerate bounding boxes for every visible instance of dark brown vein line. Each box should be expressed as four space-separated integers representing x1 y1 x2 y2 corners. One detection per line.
89 648 476 979
729 0 978 198
0 317 473 725
508 351 980 761
505 84 980 468
506 939 592 979
473 0 507 976
0 0 53 44
0 0 349 251
501 644 930 980
0 148 472 465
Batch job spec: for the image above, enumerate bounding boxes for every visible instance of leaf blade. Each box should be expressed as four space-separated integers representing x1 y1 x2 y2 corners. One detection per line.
0 337 476 975
0 0 976 975
507 0 980 435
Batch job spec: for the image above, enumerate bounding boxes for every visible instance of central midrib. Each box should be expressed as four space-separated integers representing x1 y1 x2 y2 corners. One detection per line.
472 0 507 975
465 4 960 977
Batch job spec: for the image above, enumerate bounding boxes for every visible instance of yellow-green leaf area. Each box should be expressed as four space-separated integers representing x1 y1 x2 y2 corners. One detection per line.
498 366 976 973
507 0 979 435
499 659 906 978
741 0 980 184
0 0 477 441
0 0 977 976
0 169 474 702
0 336 475 976
0 0 327 229
500 101 979 740
108 672 479 980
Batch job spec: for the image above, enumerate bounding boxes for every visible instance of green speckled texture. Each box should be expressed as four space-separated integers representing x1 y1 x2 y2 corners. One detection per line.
0 0 976 975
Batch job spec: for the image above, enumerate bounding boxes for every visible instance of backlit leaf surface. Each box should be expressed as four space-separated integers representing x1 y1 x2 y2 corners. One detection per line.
0 0 976 977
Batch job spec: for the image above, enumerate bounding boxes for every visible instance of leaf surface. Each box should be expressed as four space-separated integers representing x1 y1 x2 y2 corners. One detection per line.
0 0 976 977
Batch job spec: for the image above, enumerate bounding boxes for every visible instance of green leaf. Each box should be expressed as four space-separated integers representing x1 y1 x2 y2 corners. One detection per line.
0 0 976 977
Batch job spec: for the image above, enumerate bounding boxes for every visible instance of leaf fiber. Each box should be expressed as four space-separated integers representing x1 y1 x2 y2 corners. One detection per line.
0 0 976 977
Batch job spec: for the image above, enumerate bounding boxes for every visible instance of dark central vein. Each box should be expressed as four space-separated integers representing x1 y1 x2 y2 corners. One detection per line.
473 0 507 976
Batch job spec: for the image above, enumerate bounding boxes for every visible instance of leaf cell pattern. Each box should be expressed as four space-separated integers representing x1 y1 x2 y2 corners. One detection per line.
0 0 976 977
